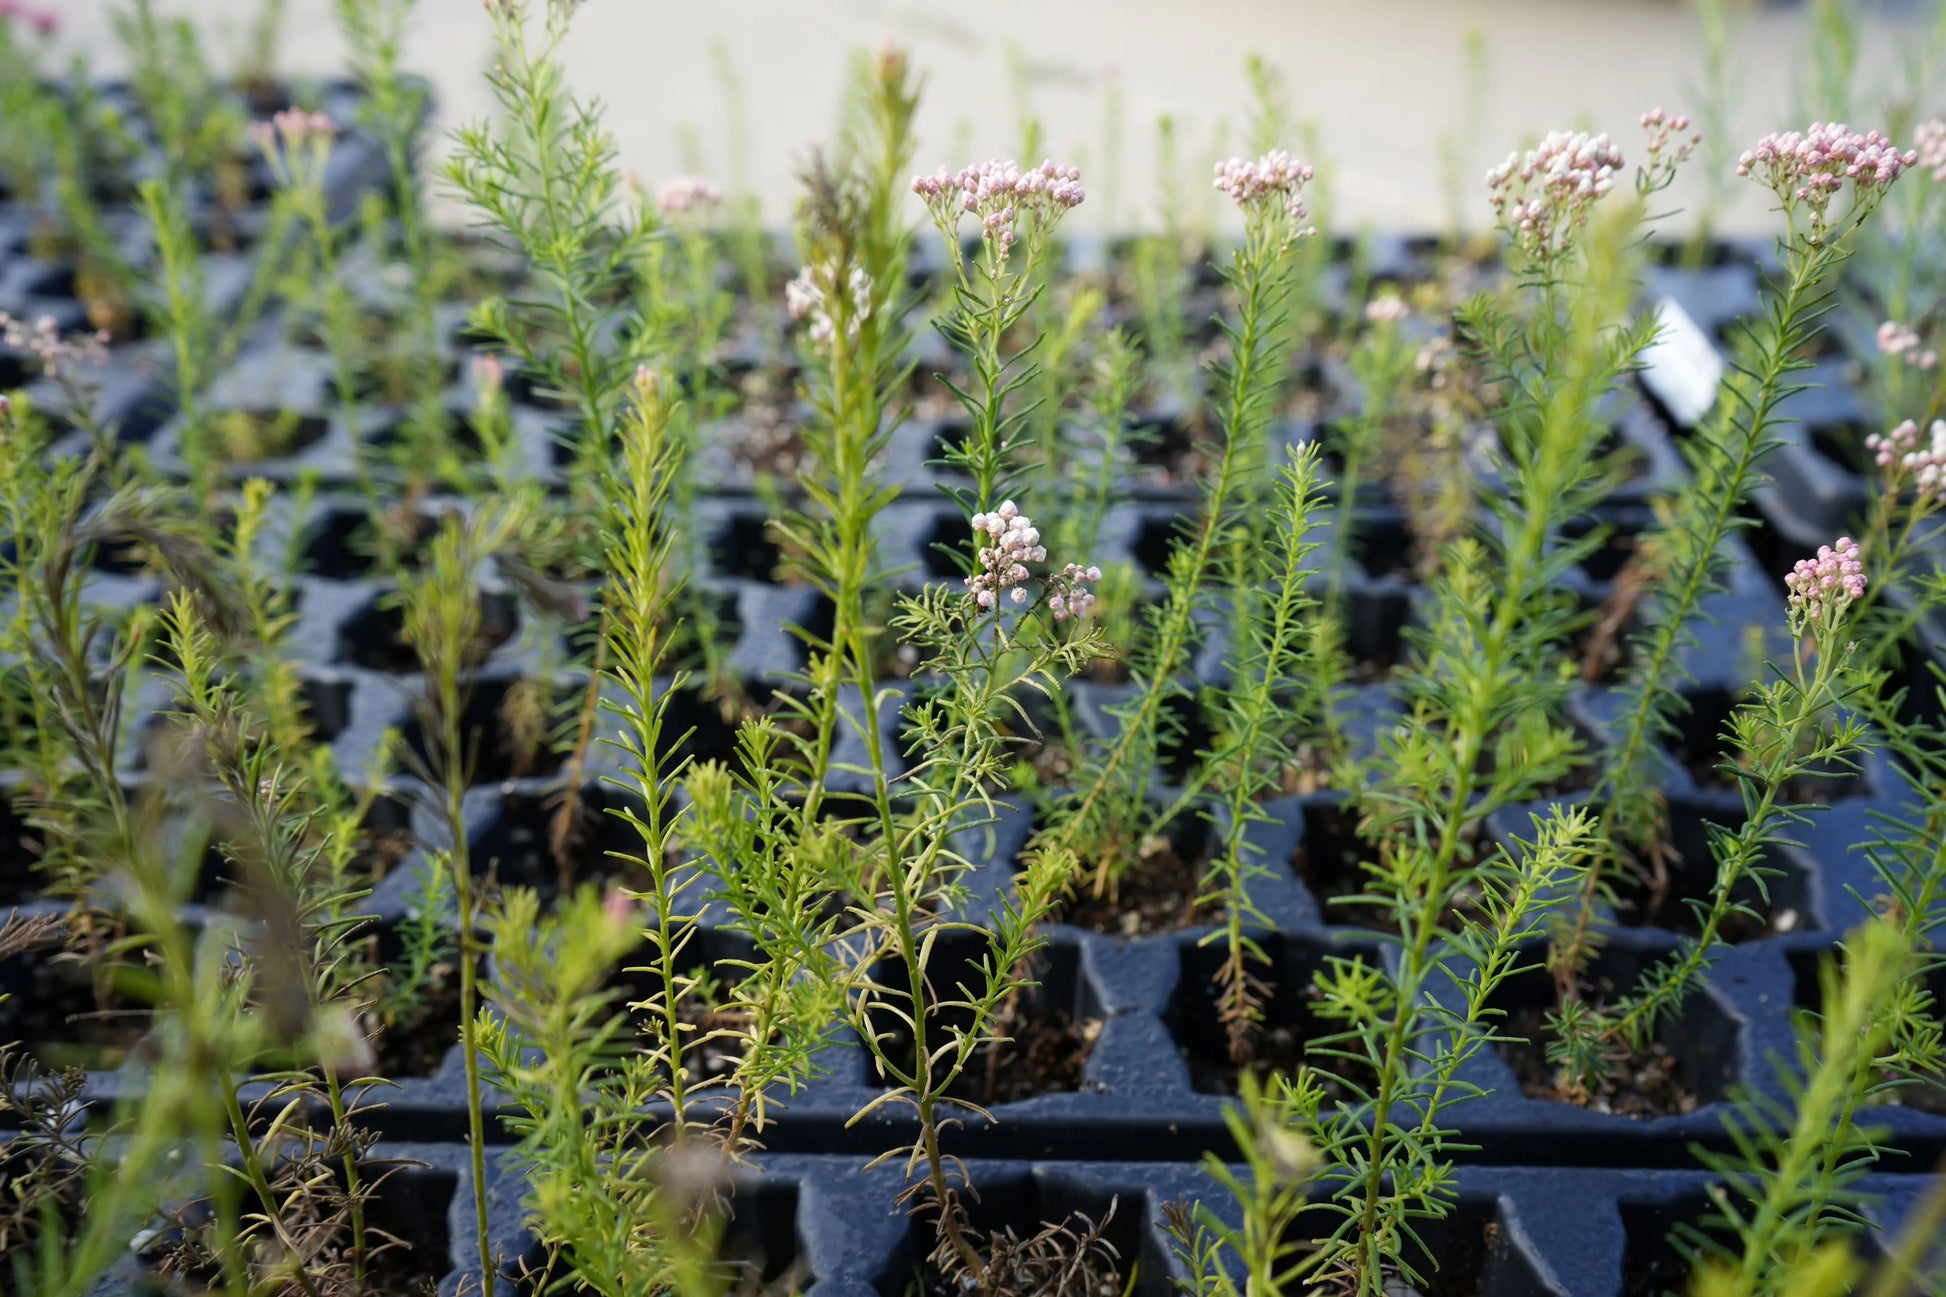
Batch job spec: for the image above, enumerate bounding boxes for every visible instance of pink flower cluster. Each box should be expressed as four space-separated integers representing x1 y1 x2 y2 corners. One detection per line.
0 1 58 35
1876 320 1937 369
249 109 338 152
656 176 721 216
1737 124 1914 234
1865 417 1946 501
1364 295 1410 325
0 312 109 376
963 501 1100 620
1785 536 1866 626
1914 119 1946 182
1640 107 1701 165
910 160 1084 259
1486 129 1625 262
471 354 505 394
1212 150 1316 230
1045 563 1102 622
785 263 871 351
966 501 1046 609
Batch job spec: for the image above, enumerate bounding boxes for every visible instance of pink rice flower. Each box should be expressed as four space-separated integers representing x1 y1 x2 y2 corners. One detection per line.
911 159 1083 267
656 176 722 216
0 3 58 35
1737 123 1915 239
1875 320 1936 370
602 886 636 929
271 109 337 145
1487 129 1625 263
1213 149 1316 228
1784 536 1866 630
962 500 1100 620
1865 417 1946 501
1364 295 1410 325
0 312 109 376
784 261 871 352
1914 118 1946 182
1640 107 1701 166
1878 320 1921 356
472 354 504 394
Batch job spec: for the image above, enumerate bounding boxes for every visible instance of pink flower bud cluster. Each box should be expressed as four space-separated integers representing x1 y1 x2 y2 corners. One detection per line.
251 109 337 152
785 262 871 351
1785 536 1866 626
0 311 110 375
1876 319 1937 369
961 500 1101 620
1212 149 1316 230
1640 108 1701 166
1487 129 1624 262
1737 124 1914 234
1045 563 1102 622
910 159 1084 260
656 176 722 216
1865 417 1946 501
966 501 1045 609
1913 119 1946 182
471 354 504 393
1363 295 1410 325
0 1 59 35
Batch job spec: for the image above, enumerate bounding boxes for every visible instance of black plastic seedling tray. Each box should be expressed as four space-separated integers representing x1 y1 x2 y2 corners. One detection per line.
0 77 418 455
49 1142 1941 1297
5 219 1944 1292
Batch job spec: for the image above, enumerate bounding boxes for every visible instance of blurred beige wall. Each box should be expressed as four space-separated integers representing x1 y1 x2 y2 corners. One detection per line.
46 0 1940 234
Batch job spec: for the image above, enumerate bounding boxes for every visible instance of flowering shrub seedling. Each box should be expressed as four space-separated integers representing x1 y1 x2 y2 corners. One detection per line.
1 2 1945 1296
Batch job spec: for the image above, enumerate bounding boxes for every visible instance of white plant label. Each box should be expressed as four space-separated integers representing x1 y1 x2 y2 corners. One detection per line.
1640 295 1724 428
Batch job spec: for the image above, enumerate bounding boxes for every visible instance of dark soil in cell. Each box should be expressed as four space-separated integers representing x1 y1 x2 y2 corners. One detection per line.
1128 409 1211 485
369 967 462 1078
1292 801 1493 934
514 1180 807 1296
1349 512 1419 580
1492 938 1737 1119
1289 801 1399 933
473 786 634 905
1808 419 1873 473
1668 689 1866 806
0 803 49 904
1621 1196 1742 1297
711 511 786 582
1608 802 1810 941
338 587 517 674
1131 515 1182 577
1561 511 1649 584
156 1161 457 1297
1282 1199 1531 1297
968 1009 1103 1105
398 676 570 786
372 408 497 457
0 954 153 1072
887 1177 1138 1297
1174 945 1380 1102
1050 830 1216 938
301 504 437 579
869 941 1103 1104
1501 1005 1701 1119
605 932 763 1086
